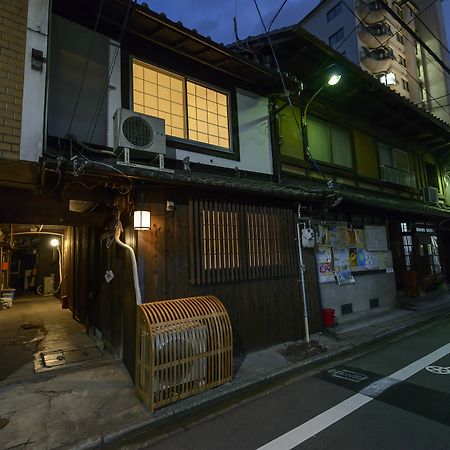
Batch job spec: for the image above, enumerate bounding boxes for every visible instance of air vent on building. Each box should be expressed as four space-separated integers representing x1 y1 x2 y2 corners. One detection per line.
341 303 353 315
369 297 379 308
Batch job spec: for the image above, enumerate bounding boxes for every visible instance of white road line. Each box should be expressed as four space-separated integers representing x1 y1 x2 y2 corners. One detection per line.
257 394 372 450
257 342 450 450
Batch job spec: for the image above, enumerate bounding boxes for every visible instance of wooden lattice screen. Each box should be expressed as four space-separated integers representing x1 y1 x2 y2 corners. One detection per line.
189 199 297 284
135 296 233 411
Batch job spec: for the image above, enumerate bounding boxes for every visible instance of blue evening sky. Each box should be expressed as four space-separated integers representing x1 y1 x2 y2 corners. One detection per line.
144 0 449 47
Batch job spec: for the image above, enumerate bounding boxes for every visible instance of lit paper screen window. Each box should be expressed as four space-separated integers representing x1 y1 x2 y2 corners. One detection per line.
187 81 230 149
132 60 185 139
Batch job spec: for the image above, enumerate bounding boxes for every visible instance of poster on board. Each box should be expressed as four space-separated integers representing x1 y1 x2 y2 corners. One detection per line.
329 225 349 247
316 246 334 283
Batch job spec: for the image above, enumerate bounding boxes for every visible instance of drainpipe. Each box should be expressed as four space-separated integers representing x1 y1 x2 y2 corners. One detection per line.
114 222 142 305
295 203 310 343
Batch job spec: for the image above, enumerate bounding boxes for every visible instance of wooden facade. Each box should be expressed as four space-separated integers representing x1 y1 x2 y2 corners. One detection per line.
134 187 322 358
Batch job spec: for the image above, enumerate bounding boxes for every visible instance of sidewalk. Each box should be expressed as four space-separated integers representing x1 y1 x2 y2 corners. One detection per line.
1 293 449 450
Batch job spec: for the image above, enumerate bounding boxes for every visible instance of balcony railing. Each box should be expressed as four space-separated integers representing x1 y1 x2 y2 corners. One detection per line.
380 164 417 188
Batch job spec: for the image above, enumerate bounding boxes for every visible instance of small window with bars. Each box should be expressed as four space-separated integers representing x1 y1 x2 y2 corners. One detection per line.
189 199 297 284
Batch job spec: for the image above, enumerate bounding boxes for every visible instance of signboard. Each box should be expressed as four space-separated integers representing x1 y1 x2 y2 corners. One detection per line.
364 225 388 251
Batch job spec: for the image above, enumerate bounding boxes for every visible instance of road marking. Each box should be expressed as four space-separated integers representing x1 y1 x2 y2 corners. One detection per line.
426 365 450 375
258 342 450 450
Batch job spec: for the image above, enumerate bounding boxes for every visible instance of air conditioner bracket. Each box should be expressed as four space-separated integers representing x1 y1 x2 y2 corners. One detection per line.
117 148 174 173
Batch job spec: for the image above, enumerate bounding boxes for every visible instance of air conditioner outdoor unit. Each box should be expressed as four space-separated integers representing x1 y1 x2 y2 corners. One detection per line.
423 186 439 204
113 108 166 156
150 323 207 394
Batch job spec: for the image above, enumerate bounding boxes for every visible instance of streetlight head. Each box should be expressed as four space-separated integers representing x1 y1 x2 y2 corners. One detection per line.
327 73 341 86
50 238 59 247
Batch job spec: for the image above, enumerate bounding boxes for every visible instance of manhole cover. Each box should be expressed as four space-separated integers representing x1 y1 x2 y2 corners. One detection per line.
43 350 66 367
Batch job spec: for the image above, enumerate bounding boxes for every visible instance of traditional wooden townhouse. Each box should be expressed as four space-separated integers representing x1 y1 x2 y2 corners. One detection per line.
234 24 450 324
1 0 449 383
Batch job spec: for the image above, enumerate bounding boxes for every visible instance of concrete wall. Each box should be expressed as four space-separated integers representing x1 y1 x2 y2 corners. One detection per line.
415 0 450 125
301 0 360 64
320 272 397 321
0 0 28 160
48 15 117 146
20 0 49 162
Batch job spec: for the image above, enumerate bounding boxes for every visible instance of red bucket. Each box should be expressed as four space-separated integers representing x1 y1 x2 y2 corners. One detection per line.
321 308 335 327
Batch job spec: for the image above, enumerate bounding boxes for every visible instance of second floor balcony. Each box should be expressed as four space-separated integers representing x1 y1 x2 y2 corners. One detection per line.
380 164 417 189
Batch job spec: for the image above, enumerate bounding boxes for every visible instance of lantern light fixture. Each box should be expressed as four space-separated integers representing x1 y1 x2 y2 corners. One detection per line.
134 210 151 230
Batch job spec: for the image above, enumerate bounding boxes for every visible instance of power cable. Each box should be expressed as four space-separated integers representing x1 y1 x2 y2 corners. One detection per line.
252 0 335 189
376 0 449 76
341 2 449 119
67 0 105 137
375 0 450 83
85 0 136 143
413 10 450 56
268 0 288 32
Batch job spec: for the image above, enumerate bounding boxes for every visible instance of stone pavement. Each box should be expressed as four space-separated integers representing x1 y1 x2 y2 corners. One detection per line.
0 293 449 450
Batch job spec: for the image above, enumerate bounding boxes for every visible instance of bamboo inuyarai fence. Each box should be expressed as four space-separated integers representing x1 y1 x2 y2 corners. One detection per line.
135 295 233 411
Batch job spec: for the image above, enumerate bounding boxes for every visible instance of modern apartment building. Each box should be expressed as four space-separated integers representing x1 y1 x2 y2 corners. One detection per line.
300 0 450 124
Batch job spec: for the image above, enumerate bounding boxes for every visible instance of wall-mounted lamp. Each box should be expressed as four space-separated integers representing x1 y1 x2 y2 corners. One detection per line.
50 238 60 247
134 210 151 230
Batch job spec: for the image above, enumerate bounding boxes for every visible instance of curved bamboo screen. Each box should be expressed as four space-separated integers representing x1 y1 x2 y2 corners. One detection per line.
136 295 233 411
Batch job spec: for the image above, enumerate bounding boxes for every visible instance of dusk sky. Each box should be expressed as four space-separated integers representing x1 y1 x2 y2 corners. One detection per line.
145 0 449 46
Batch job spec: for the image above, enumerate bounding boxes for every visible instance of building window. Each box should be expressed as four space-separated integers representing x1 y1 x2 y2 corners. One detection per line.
378 142 416 188
429 235 441 274
132 59 231 150
402 233 413 270
378 72 396 86
308 117 353 168
425 162 439 190
402 78 409 91
398 54 406 67
189 200 297 284
329 28 345 47
395 4 403 17
327 2 342 22
396 33 404 44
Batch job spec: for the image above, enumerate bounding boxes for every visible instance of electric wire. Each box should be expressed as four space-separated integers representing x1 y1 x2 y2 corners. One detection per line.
375 0 450 83
341 2 450 119
70 137 133 195
376 0 450 78
267 0 288 32
85 0 136 142
413 11 449 56
252 0 335 190
67 0 105 137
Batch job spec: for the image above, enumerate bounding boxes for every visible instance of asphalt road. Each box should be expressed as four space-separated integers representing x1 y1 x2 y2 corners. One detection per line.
114 318 450 450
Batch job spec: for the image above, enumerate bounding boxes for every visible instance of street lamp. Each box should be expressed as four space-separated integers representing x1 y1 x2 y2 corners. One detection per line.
302 70 342 127
297 68 342 344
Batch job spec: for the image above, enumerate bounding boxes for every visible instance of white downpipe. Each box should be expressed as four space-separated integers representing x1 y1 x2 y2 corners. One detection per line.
295 204 310 344
114 225 142 305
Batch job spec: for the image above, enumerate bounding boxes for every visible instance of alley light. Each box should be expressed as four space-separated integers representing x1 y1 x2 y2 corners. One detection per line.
134 210 151 230
50 238 60 247
327 73 342 86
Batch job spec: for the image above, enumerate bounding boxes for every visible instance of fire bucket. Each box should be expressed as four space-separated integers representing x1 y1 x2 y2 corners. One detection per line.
321 308 335 327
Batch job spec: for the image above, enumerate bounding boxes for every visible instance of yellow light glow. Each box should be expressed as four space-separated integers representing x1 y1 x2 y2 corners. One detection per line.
134 210 151 230
50 238 59 247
